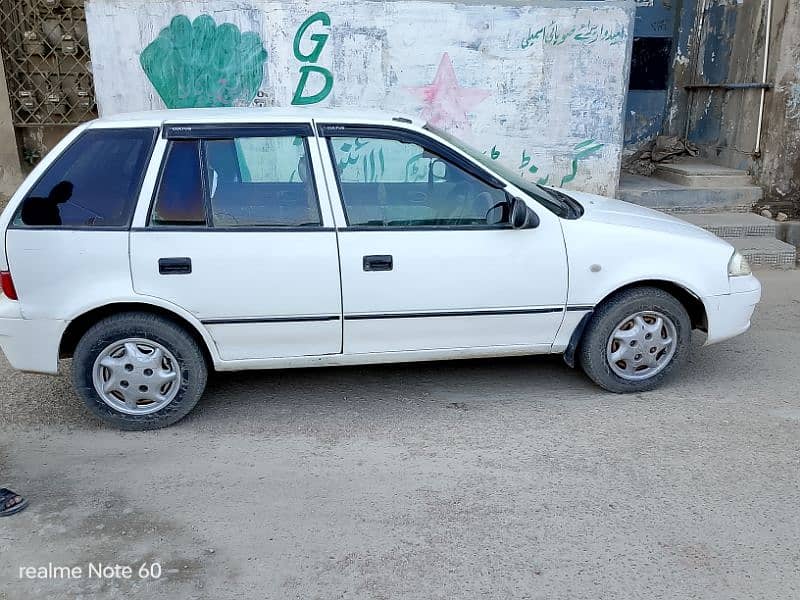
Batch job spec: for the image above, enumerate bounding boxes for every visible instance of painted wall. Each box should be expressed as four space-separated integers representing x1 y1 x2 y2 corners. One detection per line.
664 0 800 211
85 0 635 196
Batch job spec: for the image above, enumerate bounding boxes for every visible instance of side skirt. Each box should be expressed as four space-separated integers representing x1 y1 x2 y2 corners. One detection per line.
212 343 553 372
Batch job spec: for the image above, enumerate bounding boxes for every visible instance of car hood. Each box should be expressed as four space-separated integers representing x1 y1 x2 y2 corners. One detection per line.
557 188 727 244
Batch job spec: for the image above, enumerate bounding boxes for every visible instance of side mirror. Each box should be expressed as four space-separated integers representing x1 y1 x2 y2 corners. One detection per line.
485 201 507 226
510 197 540 229
429 159 447 181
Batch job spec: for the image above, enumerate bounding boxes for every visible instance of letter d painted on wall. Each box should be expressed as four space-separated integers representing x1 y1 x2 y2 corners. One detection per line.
292 65 333 105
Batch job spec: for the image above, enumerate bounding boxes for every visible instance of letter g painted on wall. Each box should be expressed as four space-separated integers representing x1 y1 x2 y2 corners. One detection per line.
292 11 333 105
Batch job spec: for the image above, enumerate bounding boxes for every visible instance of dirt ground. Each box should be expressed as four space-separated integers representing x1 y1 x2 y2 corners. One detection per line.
1 269 799 600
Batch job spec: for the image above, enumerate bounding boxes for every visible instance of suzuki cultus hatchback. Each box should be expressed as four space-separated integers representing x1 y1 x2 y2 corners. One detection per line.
0 109 761 429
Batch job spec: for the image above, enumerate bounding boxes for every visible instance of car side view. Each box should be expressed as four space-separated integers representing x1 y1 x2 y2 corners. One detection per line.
0 108 761 429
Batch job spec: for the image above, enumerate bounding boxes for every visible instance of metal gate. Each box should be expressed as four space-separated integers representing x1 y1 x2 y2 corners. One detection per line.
0 0 96 126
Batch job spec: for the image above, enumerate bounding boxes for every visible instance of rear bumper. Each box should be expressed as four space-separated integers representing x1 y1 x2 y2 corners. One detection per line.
0 297 63 374
703 275 762 345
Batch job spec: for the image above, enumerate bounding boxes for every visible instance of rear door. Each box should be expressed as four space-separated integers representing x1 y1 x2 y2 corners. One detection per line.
130 122 342 361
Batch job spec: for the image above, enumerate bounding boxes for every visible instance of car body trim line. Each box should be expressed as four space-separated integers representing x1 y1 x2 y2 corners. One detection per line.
203 307 595 324
130 226 336 233
344 307 564 320
565 305 594 311
201 315 341 325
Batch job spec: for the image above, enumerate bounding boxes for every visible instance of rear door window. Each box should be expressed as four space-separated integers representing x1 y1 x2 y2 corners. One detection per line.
204 135 320 227
15 128 156 228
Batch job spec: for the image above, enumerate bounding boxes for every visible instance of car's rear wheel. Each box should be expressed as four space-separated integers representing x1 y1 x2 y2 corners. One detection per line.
72 312 207 430
579 287 691 393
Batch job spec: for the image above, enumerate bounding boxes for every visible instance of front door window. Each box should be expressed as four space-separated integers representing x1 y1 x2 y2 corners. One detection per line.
328 135 508 227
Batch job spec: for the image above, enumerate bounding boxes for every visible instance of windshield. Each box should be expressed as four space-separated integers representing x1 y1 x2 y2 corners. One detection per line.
424 124 575 218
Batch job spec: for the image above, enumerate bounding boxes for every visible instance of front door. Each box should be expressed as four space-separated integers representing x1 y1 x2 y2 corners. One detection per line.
130 123 342 361
317 124 568 355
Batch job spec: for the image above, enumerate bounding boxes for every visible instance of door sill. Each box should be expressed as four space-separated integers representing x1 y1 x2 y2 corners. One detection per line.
212 344 552 371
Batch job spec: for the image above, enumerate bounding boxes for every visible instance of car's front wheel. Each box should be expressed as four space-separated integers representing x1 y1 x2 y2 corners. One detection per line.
579 287 691 393
72 312 207 430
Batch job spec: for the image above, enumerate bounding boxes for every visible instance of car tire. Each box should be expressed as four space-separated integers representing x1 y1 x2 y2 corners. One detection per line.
578 287 691 393
72 312 208 430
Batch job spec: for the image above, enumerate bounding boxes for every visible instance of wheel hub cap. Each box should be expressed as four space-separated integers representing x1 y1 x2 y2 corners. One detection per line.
606 311 677 381
92 338 180 415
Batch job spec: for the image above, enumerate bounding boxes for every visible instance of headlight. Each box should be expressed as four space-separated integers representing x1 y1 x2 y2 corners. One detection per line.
728 251 751 277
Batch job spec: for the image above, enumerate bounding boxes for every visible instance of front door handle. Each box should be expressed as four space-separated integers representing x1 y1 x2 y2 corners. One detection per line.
158 257 192 275
363 255 393 272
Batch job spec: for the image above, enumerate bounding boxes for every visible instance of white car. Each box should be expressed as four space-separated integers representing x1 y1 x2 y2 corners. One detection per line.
0 108 760 429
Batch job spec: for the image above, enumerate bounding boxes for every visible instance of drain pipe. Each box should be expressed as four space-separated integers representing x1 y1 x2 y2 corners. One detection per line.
754 0 774 156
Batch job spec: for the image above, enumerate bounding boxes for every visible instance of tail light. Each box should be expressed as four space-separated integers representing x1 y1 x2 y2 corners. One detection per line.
0 271 18 300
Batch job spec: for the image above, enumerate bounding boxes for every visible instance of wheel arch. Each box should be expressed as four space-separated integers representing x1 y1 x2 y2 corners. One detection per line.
596 279 708 332
59 301 217 367
564 278 708 369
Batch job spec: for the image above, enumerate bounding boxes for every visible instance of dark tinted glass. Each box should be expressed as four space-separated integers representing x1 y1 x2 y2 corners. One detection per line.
151 141 206 226
17 128 155 228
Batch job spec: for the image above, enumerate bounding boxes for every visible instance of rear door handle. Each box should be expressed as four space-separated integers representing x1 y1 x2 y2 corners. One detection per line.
158 257 192 275
363 255 393 272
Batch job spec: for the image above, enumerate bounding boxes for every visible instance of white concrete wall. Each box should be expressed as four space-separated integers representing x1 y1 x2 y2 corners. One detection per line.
0 57 22 200
86 0 634 195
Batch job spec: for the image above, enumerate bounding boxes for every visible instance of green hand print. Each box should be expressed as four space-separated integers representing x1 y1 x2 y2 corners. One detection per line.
139 14 267 109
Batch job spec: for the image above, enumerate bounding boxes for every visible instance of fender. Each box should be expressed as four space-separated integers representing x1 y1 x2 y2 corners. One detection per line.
63 294 221 363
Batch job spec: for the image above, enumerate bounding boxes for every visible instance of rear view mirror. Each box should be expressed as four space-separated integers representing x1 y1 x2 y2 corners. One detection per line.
510 197 539 229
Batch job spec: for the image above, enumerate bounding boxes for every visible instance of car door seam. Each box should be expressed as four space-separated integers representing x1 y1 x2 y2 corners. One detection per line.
312 119 346 354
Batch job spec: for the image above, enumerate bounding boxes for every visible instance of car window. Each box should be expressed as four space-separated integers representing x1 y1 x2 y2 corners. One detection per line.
204 136 320 227
328 136 508 227
16 128 155 228
150 140 206 226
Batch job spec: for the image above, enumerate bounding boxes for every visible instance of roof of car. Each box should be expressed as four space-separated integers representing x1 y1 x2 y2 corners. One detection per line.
92 107 425 128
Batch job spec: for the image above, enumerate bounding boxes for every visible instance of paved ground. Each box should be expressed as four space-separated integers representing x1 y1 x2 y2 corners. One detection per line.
1 270 799 599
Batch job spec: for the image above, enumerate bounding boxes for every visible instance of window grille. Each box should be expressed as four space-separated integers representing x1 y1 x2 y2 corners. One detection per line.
0 0 96 126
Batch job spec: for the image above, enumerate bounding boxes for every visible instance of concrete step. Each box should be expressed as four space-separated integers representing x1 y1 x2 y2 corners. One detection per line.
728 237 796 269
654 160 753 188
618 173 761 213
678 212 777 238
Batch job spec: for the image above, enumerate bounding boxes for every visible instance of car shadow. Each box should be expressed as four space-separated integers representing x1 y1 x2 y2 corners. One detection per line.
0 332 752 431
182 354 606 430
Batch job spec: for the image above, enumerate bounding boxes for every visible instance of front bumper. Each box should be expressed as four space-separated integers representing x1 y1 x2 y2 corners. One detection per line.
703 274 762 345
0 296 63 374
